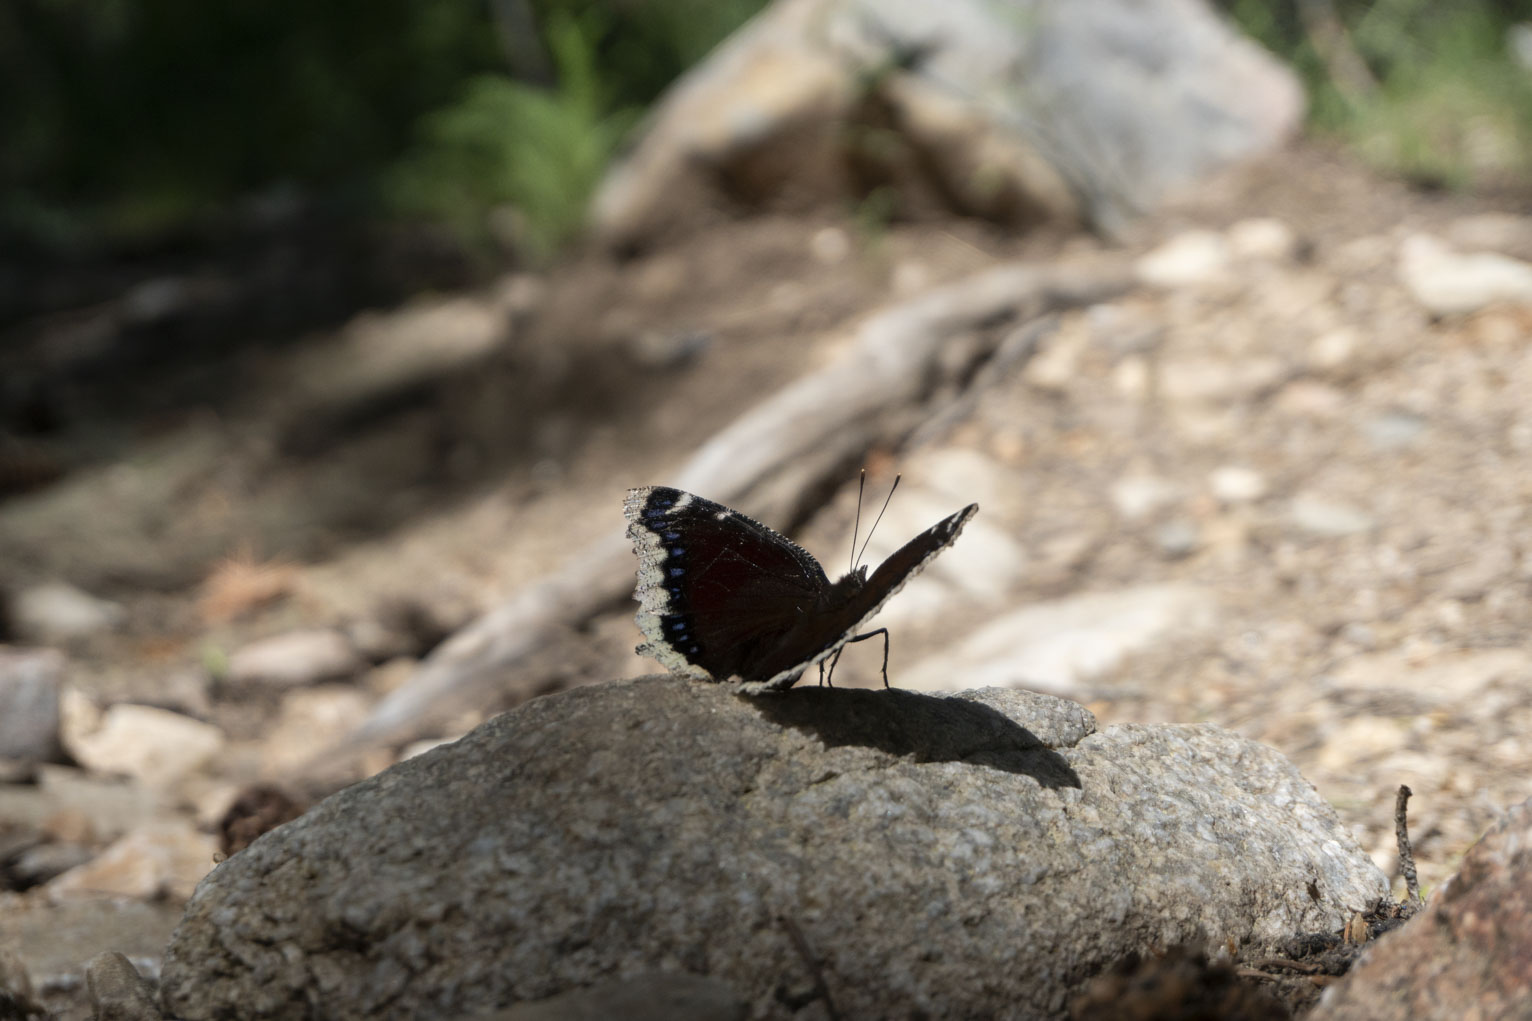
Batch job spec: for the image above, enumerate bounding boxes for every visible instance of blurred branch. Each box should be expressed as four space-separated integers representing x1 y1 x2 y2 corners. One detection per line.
307 256 1133 774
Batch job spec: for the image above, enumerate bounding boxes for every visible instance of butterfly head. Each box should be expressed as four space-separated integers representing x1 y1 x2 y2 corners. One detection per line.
821 564 869 607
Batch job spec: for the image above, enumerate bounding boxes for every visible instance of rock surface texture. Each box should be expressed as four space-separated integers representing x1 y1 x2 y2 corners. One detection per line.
1310 796 1532 1021
161 676 1387 1020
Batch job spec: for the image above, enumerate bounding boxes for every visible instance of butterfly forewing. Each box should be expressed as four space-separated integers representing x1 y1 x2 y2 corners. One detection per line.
625 486 829 680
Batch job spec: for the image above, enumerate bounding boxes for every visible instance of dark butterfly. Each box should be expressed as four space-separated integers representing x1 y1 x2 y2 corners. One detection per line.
624 485 978 692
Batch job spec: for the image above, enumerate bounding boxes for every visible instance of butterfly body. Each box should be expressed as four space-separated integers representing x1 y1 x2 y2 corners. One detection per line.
624 485 977 692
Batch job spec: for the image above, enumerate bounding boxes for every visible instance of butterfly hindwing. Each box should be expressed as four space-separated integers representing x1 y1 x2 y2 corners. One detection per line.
625 486 829 681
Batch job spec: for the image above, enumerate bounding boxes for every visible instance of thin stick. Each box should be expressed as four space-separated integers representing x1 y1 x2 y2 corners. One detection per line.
854 474 901 570
1395 784 1422 907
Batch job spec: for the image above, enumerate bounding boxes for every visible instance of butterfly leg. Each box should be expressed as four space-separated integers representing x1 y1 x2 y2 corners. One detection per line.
823 645 847 687
840 628 891 688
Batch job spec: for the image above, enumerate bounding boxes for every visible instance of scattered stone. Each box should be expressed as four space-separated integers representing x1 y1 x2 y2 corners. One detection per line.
808 226 850 265
1135 230 1232 287
260 687 372 775
1110 475 1180 520
86 952 163 1021
8 842 94 888
1310 797 1532 1021
1227 216 1299 262
47 821 217 902
161 677 1385 1021
64 703 225 788
226 629 363 690
342 618 416 664
492 973 745 1021
0 766 164 841
1327 648 1529 710
1308 326 1361 374
1360 410 1427 451
1153 519 1202 559
1086 302 1164 356
362 657 418 697
1442 548 1513 601
0 647 65 764
1159 356 1287 404
1209 465 1268 504
1443 211 1532 261
1398 233 1532 315
1273 379 1347 419
627 329 712 371
1290 494 1375 538
1022 329 1083 392
10 582 125 644
1315 717 1409 774
1113 355 1151 398
152 667 214 720
43 807 97 845
902 584 1219 695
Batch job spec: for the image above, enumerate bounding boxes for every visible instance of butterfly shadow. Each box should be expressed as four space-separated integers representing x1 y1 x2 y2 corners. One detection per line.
745 688 1081 790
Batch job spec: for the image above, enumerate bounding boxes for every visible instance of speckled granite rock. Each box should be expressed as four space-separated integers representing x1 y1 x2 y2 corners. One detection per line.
1310 796 1532 1021
486 972 744 1021
161 676 1386 1020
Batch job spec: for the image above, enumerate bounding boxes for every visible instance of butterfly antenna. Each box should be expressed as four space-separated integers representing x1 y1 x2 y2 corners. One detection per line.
849 469 867 574
854 474 901 570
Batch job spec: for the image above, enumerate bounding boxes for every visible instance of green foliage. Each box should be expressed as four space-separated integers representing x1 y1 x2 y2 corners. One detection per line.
0 0 501 246
1342 4 1532 188
0 0 769 257
385 14 635 260
1226 0 1532 189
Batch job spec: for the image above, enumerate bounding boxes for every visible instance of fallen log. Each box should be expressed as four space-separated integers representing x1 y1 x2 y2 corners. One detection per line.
316 257 1133 767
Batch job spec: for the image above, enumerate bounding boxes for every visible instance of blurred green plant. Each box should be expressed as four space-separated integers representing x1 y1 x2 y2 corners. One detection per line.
1227 0 1532 189
384 13 635 261
0 0 768 260
0 0 503 247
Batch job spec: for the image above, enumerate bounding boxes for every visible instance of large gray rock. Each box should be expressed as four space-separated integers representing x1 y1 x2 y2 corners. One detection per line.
591 0 1302 247
162 677 1386 1020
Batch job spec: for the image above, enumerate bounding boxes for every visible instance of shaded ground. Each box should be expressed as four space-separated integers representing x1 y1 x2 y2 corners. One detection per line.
3 139 1532 1013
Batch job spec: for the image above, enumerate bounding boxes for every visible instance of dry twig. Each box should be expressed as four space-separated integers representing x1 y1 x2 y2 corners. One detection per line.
1395 784 1423 907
